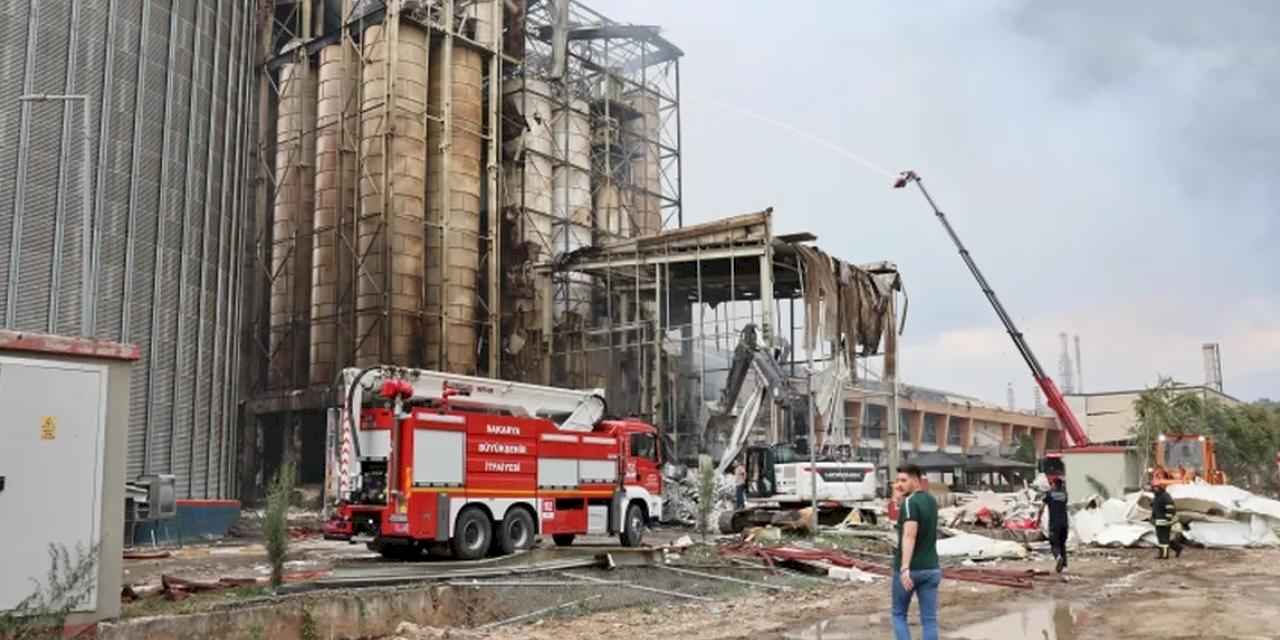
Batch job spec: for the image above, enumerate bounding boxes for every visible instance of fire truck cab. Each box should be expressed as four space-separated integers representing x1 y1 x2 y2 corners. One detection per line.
325 367 663 560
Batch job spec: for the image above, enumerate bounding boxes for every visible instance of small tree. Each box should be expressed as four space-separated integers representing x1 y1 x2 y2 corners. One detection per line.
265 463 296 591
696 455 716 541
0 544 98 640
1011 434 1037 465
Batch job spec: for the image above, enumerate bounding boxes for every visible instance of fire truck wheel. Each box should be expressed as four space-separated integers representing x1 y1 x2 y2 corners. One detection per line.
552 534 576 547
620 502 645 547
452 508 493 561
497 508 536 555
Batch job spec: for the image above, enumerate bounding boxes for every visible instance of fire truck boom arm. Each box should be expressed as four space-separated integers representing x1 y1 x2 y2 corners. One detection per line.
342 367 607 431
894 171 1090 448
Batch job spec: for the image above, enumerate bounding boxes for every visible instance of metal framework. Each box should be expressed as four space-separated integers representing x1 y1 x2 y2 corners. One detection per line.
243 0 507 495
499 0 684 383
538 209 900 462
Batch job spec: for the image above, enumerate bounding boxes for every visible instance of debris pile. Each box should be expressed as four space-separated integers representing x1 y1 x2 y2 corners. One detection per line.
721 543 1048 589
936 532 1029 561
661 464 737 528
940 490 1040 529
1073 483 1280 549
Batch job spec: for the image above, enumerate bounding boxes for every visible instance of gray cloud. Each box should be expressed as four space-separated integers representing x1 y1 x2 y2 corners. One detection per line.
590 0 1279 401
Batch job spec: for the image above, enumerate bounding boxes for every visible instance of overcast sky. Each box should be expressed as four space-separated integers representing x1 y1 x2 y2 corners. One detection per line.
590 0 1280 405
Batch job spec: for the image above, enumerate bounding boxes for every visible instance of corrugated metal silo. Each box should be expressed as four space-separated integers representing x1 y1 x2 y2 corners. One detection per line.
0 0 256 498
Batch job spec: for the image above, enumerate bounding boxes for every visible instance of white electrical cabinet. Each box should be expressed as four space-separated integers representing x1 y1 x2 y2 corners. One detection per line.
0 356 108 612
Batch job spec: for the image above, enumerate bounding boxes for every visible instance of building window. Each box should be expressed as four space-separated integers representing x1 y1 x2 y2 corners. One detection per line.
863 419 884 441
923 414 938 444
864 405 885 440
948 419 963 446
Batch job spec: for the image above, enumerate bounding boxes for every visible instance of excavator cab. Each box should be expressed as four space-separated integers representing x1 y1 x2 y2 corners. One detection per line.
744 445 777 498
1151 433 1227 487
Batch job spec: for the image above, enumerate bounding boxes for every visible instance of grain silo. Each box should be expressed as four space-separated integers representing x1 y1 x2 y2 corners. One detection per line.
270 56 316 386
503 78 555 263
426 28 486 373
626 91 662 236
553 98 593 319
355 22 430 367
309 42 359 385
0 0 256 498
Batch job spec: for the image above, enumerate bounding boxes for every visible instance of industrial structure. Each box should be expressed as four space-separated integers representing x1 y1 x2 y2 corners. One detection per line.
2 0 1002 505
1 0 257 499
242 0 688 497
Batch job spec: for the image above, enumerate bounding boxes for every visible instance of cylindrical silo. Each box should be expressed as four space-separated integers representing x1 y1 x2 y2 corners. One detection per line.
271 58 317 386
0 0 256 498
553 98 592 320
503 78 555 260
426 39 485 374
356 22 430 367
594 178 631 238
626 92 662 236
310 43 358 385
502 77 555 334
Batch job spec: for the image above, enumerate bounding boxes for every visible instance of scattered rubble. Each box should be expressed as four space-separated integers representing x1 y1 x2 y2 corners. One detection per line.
661 464 737 528
1072 483 1280 549
936 532 1028 561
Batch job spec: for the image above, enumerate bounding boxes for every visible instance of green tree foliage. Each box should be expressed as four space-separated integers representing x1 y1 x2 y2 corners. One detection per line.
1133 379 1280 493
1011 433 1037 465
265 463 296 591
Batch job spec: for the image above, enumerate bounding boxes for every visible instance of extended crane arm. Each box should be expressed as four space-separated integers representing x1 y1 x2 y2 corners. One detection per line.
893 171 1090 448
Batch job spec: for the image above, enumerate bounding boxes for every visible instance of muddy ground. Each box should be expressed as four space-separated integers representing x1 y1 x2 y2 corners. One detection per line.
122 525 1280 639
473 547 1280 640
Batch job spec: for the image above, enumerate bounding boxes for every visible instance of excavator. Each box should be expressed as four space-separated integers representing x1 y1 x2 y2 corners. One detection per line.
894 171 1092 480
1150 433 1228 487
710 324 879 533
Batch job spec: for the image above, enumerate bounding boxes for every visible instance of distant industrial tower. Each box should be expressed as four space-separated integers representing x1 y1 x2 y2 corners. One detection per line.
1007 382 1015 410
1203 343 1224 392
1074 334 1083 394
1058 332 1075 394
1033 385 1045 415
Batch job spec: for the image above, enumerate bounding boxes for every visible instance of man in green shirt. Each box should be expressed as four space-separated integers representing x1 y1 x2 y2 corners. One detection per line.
891 464 941 640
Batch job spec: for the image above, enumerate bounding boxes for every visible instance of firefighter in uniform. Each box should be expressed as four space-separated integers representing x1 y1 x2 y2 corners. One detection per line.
1151 483 1184 559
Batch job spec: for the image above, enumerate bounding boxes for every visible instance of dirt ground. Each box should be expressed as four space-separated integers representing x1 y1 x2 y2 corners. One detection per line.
121 524 1280 639
472 547 1280 640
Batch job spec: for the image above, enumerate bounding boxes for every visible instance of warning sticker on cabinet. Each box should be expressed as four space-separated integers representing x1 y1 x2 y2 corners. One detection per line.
40 416 56 440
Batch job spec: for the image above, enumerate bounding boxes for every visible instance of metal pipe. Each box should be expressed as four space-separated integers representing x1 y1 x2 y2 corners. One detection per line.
885 290 900 484
486 0 503 376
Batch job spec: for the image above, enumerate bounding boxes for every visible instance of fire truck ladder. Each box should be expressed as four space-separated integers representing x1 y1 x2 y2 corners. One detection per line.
342 366 608 432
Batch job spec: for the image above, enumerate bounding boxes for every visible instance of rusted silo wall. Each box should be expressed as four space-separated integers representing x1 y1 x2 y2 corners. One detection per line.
356 23 430 367
425 39 484 374
310 42 358 385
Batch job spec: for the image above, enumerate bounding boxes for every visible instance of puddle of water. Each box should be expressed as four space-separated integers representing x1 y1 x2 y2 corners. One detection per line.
782 614 875 640
783 602 1079 640
948 601 1078 640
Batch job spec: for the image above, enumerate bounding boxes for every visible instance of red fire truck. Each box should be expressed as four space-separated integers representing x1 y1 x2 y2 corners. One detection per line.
323 367 664 560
